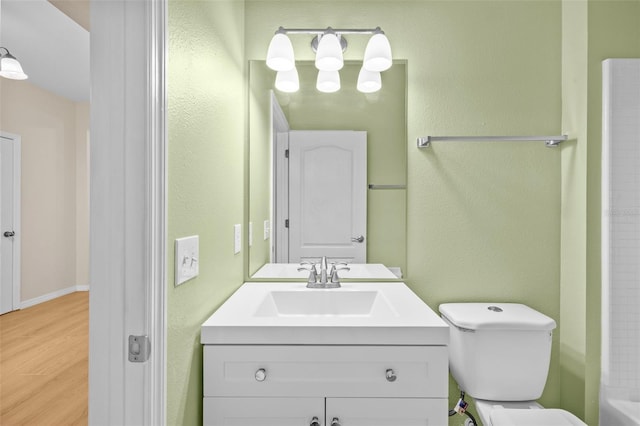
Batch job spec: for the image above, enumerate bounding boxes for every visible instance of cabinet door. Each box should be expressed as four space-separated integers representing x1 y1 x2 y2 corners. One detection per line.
326 398 448 426
203 397 324 426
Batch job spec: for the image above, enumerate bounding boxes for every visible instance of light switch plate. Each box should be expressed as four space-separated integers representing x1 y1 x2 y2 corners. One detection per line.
234 224 242 254
175 235 199 286
264 220 270 240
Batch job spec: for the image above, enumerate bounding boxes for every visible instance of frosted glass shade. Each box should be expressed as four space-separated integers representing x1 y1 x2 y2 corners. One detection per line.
0 55 28 80
275 67 299 93
266 33 295 71
357 67 381 93
316 70 340 93
315 33 343 71
363 33 392 72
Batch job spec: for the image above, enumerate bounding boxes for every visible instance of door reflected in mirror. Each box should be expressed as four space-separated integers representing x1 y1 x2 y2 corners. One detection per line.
248 60 407 279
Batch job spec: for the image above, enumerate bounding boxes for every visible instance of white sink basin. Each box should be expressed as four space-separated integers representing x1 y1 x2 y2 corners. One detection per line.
254 290 398 317
201 282 449 345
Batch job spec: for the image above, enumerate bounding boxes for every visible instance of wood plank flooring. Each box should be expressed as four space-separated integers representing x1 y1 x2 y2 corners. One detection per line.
0 292 88 425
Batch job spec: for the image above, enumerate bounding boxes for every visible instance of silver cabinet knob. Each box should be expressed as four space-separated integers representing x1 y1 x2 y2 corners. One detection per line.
386 368 397 382
3 231 15 238
331 418 341 426
351 235 365 243
310 417 321 426
255 368 266 382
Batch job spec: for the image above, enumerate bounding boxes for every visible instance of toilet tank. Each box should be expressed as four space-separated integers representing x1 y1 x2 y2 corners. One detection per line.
439 303 556 401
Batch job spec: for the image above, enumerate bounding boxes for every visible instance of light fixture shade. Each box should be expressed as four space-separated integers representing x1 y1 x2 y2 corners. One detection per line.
357 67 381 93
275 67 299 93
0 53 28 80
315 33 343 71
316 70 340 93
363 33 392 72
266 33 295 71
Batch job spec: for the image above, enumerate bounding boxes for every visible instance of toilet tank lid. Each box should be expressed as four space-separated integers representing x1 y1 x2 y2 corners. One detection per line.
439 303 556 331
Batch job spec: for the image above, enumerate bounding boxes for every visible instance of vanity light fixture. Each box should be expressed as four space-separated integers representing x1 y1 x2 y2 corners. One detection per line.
275 67 300 93
0 47 28 80
356 67 381 93
265 26 392 94
314 29 344 71
316 69 341 93
266 30 295 72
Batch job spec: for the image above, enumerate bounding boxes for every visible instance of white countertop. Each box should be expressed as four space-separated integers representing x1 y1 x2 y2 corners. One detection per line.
251 263 399 279
201 281 449 346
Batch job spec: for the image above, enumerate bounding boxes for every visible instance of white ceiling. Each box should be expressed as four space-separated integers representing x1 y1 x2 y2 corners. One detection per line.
1 0 89 102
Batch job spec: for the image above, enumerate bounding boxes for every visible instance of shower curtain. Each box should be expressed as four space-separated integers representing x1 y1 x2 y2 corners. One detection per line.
601 58 640 426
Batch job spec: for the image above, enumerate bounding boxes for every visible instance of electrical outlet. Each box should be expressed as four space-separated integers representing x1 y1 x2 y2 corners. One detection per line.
175 235 199 286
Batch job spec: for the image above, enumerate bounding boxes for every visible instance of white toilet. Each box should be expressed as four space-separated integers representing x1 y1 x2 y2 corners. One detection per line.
439 303 587 426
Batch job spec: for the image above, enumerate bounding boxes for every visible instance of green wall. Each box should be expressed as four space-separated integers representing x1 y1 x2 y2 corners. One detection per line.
167 1 246 425
246 2 562 425
167 1 640 425
560 2 640 424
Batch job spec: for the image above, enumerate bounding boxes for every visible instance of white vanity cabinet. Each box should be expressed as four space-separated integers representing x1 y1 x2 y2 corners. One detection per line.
202 345 448 425
201 282 450 425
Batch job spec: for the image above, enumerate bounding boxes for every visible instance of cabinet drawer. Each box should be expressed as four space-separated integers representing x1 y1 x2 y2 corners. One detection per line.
203 345 447 398
203 397 323 426
327 397 448 426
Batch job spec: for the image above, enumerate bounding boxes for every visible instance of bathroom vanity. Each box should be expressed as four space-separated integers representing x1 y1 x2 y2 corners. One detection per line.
201 282 449 425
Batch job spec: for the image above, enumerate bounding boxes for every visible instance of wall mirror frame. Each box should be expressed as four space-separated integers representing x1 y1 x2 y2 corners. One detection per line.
247 59 408 281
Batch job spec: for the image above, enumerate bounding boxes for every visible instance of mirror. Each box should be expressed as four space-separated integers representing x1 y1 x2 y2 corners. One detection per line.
248 60 407 279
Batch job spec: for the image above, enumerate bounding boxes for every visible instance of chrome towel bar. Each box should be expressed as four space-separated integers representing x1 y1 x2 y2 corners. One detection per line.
416 135 568 148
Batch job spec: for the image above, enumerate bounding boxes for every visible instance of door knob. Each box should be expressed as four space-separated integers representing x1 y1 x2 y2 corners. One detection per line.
3 231 15 238
351 235 365 243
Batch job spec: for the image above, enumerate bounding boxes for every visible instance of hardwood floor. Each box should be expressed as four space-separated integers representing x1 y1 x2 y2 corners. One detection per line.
0 292 88 425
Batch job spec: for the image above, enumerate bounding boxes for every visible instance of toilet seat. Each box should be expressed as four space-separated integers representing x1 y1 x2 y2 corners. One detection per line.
490 408 586 426
474 399 587 426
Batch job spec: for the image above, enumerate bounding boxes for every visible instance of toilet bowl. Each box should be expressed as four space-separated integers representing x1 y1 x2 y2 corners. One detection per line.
439 303 586 426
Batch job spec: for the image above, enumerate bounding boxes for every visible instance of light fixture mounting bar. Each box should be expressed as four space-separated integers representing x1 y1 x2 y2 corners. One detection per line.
276 26 384 36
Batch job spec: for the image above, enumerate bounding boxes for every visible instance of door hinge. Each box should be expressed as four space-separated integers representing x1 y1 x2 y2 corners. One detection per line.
285 219 289 228
285 149 289 158
128 335 151 362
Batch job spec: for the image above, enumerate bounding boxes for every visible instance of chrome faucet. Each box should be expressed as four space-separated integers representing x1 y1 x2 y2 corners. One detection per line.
299 257 350 288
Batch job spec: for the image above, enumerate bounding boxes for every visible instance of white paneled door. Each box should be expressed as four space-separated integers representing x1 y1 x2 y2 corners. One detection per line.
0 132 21 315
288 130 367 263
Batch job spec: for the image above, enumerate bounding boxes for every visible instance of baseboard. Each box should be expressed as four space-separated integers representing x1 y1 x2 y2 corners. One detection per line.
21 285 90 309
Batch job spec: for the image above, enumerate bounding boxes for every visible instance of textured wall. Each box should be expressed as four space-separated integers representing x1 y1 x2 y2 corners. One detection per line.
167 0 245 424
245 2 562 424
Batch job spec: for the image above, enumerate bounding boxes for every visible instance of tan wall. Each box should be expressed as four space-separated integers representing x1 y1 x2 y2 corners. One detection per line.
0 78 89 302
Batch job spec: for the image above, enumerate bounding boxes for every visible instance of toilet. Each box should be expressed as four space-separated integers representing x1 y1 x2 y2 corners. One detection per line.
439 303 587 426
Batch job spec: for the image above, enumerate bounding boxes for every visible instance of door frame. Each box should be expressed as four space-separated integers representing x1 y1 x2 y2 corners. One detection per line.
89 1 166 424
0 131 21 313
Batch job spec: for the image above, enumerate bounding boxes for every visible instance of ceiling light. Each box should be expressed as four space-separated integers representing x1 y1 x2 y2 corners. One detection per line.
357 67 381 93
0 47 28 80
266 29 295 71
314 30 344 71
275 67 299 93
363 30 392 72
316 70 340 93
